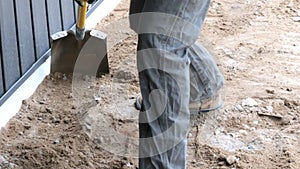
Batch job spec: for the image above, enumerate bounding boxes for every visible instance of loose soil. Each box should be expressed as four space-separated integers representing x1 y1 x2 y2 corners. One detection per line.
1 0 299 168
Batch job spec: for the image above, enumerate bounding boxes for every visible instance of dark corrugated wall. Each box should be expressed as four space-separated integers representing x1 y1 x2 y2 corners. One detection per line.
0 0 103 105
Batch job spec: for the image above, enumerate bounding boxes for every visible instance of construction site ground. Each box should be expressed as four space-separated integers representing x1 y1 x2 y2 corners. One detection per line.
1 0 300 168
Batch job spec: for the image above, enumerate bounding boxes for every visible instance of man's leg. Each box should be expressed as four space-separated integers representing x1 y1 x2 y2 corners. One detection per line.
137 34 190 169
189 42 224 105
130 0 214 168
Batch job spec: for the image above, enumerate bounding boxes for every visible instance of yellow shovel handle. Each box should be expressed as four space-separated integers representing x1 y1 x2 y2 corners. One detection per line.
77 0 88 29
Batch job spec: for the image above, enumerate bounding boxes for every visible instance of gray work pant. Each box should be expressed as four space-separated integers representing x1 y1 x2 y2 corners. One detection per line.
129 0 224 168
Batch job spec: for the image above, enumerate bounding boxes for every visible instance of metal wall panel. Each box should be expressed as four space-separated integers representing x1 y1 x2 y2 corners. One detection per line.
46 0 63 36
0 33 4 96
73 0 79 21
15 0 36 75
0 0 21 90
60 0 76 30
31 0 50 59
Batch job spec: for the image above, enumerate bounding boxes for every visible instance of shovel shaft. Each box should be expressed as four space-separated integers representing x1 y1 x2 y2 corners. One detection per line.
77 0 88 29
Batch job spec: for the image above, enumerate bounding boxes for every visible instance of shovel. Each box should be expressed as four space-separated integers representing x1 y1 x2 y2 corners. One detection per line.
50 0 109 77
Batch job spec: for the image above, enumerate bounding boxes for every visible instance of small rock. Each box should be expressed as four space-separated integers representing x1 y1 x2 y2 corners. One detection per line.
126 162 133 167
218 161 226 166
40 107 52 114
215 128 221 135
286 88 292 92
46 108 53 114
87 161 95 168
52 117 61 124
239 130 248 136
284 99 298 109
53 72 62 79
257 47 264 54
68 93 73 99
82 124 92 133
22 100 28 105
63 75 67 81
265 106 273 113
37 100 46 105
266 122 273 126
224 59 237 69
24 125 31 130
242 98 258 107
266 89 275 94
291 17 300 22
228 133 237 138
226 155 237 165
253 121 259 125
218 154 226 160
197 162 205 167
27 116 33 121
0 155 8 164
54 138 60 144
9 163 17 168
188 133 193 138
281 115 293 125
39 106 47 113
78 152 85 157
46 75 51 80
243 124 250 130
253 11 260 15
223 49 233 56
235 105 244 112
248 145 255 150
94 96 101 104
63 117 71 124
114 70 135 81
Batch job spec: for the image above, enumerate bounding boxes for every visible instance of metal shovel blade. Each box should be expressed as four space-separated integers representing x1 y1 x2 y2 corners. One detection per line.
50 29 109 77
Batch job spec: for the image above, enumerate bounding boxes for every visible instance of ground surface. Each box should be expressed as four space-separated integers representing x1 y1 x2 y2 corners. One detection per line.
1 0 300 168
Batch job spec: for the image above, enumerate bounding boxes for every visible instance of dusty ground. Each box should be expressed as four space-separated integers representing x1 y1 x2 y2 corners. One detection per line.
1 0 300 168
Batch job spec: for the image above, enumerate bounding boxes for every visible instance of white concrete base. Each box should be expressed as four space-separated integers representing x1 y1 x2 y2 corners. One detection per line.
0 58 51 128
0 0 121 128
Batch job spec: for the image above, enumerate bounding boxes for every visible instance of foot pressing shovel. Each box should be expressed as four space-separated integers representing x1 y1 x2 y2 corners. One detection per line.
50 0 109 77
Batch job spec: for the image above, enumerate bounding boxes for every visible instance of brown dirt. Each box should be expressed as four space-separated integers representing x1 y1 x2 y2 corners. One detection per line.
1 0 299 168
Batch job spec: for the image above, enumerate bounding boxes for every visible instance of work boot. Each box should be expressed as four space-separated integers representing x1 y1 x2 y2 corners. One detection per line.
135 92 223 114
189 92 223 114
